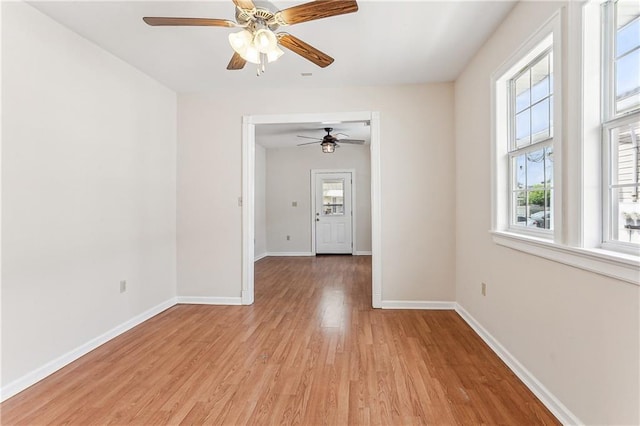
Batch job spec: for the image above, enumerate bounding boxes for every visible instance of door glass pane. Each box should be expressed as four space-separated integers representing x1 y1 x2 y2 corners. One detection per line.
322 179 344 216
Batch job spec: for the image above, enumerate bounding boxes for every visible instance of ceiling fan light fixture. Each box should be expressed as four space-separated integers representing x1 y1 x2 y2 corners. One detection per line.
321 141 336 153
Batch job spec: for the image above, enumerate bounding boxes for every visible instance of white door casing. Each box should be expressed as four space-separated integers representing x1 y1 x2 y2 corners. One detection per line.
313 171 353 254
242 111 382 308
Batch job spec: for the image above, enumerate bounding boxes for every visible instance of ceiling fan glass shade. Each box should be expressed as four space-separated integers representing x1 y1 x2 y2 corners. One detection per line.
253 28 278 53
321 141 336 153
267 46 285 62
229 29 252 53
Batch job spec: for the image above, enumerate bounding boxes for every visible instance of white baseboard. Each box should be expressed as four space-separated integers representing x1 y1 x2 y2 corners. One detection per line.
355 251 372 255
176 296 242 305
254 253 268 261
381 300 456 310
454 303 582 426
0 297 176 402
266 252 314 257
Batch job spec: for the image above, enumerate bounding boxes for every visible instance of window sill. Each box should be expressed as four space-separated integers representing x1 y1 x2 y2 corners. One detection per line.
491 231 640 286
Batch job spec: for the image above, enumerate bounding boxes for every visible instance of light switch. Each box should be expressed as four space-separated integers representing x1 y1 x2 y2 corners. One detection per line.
292 201 297 207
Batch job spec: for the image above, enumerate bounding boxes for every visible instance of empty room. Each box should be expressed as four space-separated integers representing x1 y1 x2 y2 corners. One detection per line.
1 0 639 425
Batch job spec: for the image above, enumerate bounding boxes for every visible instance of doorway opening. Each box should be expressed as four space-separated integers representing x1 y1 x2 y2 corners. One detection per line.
241 111 381 307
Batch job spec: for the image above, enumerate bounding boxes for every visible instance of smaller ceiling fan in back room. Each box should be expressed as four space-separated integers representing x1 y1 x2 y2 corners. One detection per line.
297 128 365 153
143 0 359 76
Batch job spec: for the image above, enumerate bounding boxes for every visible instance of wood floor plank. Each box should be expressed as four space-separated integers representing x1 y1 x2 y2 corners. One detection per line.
0 255 559 425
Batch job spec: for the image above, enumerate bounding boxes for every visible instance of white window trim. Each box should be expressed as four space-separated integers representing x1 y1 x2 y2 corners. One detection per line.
491 4 640 285
492 11 562 239
492 230 639 285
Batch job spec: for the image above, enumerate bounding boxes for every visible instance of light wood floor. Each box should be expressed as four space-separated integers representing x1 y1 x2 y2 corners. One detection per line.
1 255 559 425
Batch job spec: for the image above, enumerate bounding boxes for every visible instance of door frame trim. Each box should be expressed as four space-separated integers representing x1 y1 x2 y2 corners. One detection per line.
242 111 382 308
310 169 356 255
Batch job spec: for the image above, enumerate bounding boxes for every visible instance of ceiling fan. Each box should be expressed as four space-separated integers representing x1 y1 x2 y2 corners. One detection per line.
143 0 359 75
297 127 365 153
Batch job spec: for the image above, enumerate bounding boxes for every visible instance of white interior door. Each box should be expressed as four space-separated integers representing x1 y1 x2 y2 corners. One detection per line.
315 172 352 254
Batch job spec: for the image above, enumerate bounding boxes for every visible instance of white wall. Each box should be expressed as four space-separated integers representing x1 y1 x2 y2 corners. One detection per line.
1 2 177 390
263 144 371 254
177 84 455 302
254 144 267 259
455 2 639 424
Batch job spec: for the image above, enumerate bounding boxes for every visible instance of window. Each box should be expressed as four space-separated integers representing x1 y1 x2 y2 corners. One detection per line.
493 25 558 239
602 0 640 251
510 49 554 232
490 5 639 285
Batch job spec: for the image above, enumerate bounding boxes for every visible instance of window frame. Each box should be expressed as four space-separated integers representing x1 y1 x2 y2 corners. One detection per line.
600 0 640 254
507 47 555 237
492 18 560 241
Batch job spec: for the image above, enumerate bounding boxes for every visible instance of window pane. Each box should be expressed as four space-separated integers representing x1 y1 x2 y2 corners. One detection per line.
515 70 531 113
513 191 531 226
616 9 639 57
322 180 344 216
615 3 640 114
612 121 640 186
616 48 640 97
531 55 550 103
516 110 531 147
544 146 554 187
526 148 546 190
515 155 526 189
615 49 640 113
527 191 552 229
531 98 551 142
613 187 640 244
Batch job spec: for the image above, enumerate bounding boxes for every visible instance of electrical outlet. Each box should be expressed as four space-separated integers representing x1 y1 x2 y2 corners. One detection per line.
481 282 487 296
292 201 297 207
120 280 127 293
286 235 291 241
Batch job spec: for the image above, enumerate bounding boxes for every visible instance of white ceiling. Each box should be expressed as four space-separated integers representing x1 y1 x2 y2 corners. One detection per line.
28 0 516 93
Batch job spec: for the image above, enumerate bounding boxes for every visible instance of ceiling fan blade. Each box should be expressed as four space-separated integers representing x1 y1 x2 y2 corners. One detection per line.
276 0 358 26
338 139 365 144
233 0 256 10
297 135 322 140
297 141 321 146
278 34 334 68
143 17 236 27
227 52 247 70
